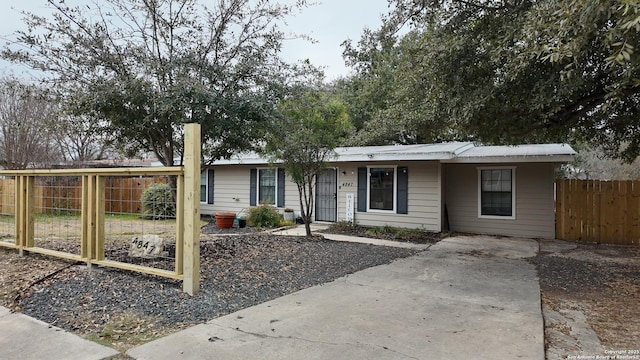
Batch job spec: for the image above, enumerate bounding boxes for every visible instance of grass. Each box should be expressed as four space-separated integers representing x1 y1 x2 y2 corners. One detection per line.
85 310 171 353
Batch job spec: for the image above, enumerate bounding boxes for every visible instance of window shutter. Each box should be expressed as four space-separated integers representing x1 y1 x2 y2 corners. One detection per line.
397 167 408 214
249 169 257 206
357 167 367 212
277 168 285 207
207 169 215 204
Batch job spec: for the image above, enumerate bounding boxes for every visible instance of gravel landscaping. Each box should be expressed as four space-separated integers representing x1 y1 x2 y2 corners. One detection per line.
15 231 420 338
2 225 638 358
528 241 640 355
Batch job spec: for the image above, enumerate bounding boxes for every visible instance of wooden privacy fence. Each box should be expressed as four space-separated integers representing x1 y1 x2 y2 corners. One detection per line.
556 179 640 245
0 176 167 215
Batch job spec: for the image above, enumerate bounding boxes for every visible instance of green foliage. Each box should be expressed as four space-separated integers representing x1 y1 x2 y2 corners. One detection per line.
264 88 353 236
2 0 313 166
246 205 282 228
394 228 431 241
342 0 640 160
140 183 175 220
367 225 431 241
366 225 396 236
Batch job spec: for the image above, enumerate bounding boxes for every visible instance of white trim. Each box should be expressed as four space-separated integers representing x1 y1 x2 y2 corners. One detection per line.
257 167 278 206
477 166 516 220
366 165 397 213
199 170 208 204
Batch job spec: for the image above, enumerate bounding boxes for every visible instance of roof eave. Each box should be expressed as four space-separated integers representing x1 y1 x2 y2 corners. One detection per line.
442 154 576 164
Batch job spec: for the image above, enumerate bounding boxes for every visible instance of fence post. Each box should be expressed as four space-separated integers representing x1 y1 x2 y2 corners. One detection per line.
182 123 201 295
15 176 34 255
95 176 106 261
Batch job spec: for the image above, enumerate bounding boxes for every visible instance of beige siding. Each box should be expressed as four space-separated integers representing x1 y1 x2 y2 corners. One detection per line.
200 165 300 216
444 163 556 239
333 161 441 231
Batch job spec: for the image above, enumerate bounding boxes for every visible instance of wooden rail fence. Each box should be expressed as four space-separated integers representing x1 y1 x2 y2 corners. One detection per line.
0 177 167 215
556 179 640 245
0 123 202 294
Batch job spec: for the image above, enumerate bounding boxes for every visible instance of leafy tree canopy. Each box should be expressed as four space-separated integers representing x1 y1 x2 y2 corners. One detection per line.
265 88 352 236
2 0 314 166
342 0 640 160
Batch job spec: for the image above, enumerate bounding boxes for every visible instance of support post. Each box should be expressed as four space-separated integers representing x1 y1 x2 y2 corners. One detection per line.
175 175 185 276
81 175 89 260
182 123 201 295
24 176 34 249
95 176 105 261
15 176 23 253
15 176 35 255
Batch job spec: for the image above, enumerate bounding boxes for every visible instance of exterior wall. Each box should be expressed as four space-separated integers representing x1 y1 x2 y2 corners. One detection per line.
444 162 556 239
202 161 443 231
331 161 441 231
200 165 300 217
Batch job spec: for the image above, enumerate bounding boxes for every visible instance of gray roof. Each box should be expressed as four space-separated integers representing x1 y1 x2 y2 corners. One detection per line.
447 143 576 163
211 142 575 165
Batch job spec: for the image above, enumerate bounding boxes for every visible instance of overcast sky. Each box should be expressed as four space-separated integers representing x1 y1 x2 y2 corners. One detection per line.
0 0 390 80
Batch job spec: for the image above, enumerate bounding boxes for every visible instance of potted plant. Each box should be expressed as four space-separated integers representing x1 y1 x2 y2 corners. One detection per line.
214 212 236 229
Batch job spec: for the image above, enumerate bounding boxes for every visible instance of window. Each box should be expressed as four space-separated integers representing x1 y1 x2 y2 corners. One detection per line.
368 167 396 211
250 168 285 207
200 169 214 204
258 168 276 205
478 167 515 219
200 171 207 203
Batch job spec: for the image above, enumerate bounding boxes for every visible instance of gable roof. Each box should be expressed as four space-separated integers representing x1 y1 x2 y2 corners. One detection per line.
210 142 575 165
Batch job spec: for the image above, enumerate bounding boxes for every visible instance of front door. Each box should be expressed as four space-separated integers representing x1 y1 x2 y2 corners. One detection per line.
315 168 337 222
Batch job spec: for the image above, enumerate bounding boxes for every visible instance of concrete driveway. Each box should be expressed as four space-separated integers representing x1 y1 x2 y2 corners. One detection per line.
128 235 543 360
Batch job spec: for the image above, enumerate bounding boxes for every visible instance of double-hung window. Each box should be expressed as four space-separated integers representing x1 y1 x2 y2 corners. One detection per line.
250 168 285 207
368 166 396 211
357 166 408 214
200 169 214 204
258 168 276 205
478 167 515 219
200 171 208 203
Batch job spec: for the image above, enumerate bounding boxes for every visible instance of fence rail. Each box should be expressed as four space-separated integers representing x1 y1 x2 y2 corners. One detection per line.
0 123 202 294
556 179 640 245
0 176 167 215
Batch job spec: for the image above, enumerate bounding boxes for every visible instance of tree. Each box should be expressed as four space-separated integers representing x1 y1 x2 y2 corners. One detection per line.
340 29 455 145
51 113 115 165
0 77 61 169
265 90 352 237
2 0 311 168
345 0 640 160
563 144 640 180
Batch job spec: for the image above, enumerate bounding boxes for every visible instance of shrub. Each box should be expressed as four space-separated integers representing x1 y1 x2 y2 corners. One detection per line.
366 225 395 236
329 220 358 232
140 183 175 220
395 228 428 241
246 205 282 228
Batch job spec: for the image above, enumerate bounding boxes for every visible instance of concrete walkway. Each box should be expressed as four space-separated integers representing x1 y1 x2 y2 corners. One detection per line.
0 306 118 360
0 230 543 360
128 235 544 360
271 223 432 250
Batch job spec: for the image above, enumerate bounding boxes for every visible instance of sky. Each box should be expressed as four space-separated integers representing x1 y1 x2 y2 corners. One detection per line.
0 0 390 80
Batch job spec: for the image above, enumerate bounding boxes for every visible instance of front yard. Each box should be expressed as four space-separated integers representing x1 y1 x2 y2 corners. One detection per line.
0 221 637 358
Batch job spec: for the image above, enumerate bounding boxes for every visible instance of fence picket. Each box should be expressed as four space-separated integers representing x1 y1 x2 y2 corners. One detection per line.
555 179 640 245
